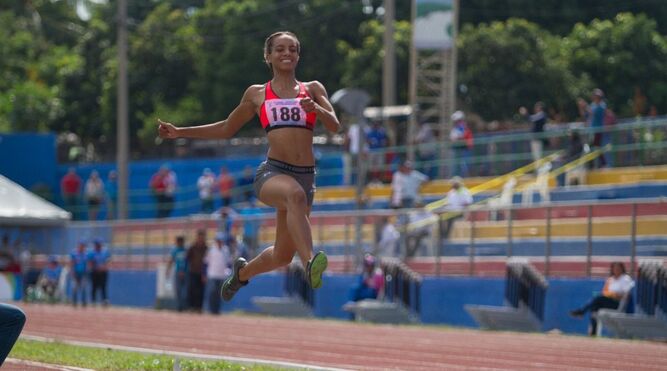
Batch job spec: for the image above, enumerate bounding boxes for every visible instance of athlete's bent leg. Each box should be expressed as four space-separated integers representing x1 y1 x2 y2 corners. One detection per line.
238 210 296 282
257 175 313 266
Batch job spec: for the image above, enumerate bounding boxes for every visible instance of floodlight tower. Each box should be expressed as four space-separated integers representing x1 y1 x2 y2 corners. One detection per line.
408 0 459 178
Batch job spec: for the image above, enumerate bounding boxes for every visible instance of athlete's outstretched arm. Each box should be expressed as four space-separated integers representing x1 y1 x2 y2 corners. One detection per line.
301 81 341 133
158 86 259 140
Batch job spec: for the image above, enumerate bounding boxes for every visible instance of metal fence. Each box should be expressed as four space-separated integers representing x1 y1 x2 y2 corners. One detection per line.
44 195 663 279
57 117 667 220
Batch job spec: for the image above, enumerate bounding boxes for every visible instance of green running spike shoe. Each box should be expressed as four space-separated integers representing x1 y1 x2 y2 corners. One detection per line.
306 251 328 289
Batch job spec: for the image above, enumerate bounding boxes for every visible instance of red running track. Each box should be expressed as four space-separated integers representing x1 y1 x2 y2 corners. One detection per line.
17 303 667 370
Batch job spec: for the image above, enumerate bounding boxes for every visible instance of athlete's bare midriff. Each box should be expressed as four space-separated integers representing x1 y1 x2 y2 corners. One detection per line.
250 83 316 166
265 129 314 166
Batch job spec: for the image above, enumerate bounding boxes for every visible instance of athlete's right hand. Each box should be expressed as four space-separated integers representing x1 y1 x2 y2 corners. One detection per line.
157 119 179 139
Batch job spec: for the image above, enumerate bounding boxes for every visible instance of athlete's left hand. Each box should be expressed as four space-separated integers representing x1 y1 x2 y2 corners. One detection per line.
300 97 318 113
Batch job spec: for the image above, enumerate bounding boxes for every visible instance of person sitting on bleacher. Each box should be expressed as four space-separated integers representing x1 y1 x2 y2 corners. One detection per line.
439 176 472 240
570 262 635 335
348 254 385 303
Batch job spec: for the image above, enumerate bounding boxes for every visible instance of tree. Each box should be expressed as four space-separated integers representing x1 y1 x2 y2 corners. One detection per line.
336 19 412 106
563 13 667 116
457 18 585 121
460 0 667 36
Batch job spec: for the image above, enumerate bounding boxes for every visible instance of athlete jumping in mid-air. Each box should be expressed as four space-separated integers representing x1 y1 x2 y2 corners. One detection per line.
158 31 340 300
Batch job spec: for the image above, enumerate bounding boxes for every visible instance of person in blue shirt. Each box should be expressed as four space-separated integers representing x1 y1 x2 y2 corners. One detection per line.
589 88 608 168
349 254 385 303
366 120 388 182
0 303 25 367
166 235 188 312
70 240 90 307
89 238 111 306
39 255 62 301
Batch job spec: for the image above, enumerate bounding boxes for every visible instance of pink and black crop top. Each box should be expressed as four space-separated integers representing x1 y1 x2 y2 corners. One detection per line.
259 81 317 132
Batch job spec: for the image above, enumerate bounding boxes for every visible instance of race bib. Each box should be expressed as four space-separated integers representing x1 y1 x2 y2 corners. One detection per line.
264 98 307 128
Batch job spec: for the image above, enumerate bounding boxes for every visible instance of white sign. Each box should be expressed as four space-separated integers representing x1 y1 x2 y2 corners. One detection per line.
414 0 455 50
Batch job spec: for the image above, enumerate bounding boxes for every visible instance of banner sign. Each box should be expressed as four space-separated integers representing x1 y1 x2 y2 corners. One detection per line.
414 0 455 50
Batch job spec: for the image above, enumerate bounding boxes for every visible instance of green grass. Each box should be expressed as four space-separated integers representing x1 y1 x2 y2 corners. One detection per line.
10 339 291 371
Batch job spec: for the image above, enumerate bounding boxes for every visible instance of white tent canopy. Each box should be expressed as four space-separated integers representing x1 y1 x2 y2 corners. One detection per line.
0 174 71 226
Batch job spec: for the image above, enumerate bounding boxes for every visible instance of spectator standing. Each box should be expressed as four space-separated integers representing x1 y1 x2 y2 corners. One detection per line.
217 207 237 242
376 216 400 258
150 166 168 218
561 130 586 187
589 88 608 168
0 234 16 272
166 236 188 312
205 233 232 314
239 198 263 259
570 262 634 336
390 160 429 209
84 170 105 221
106 170 118 220
227 235 247 262
0 303 26 367
415 121 438 179
89 238 111 306
405 202 436 257
150 165 177 218
61 167 82 219
237 165 255 202
69 240 90 307
186 229 208 312
449 111 474 177
197 168 216 213
344 121 368 185
576 97 591 123
440 176 473 240
519 102 548 164
217 167 235 207
163 166 177 217
366 120 388 182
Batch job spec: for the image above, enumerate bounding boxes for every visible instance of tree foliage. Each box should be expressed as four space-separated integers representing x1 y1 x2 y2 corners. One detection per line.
457 19 587 120
563 13 667 116
2 1 667 158
337 19 412 106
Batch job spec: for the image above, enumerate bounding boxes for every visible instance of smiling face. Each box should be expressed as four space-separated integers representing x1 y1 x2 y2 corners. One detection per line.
264 32 300 73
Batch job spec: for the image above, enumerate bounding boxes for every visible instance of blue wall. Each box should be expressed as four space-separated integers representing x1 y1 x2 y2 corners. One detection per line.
108 271 157 307
0 133 57 190
420 277 506 327
104 271 610 335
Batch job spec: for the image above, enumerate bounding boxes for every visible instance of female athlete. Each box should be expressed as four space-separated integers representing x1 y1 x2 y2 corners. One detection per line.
157 31 340 300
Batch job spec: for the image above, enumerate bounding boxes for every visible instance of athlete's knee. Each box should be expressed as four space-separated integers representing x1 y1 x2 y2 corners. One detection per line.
285 188 308 209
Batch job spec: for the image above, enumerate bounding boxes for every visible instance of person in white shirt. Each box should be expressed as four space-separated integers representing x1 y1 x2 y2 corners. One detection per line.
84 170 105 221
440 177 473 240
390 161 429 209
205 233 233 314
197 168 216 213
570 262 635 335
376 217 400 258
406 204 437 257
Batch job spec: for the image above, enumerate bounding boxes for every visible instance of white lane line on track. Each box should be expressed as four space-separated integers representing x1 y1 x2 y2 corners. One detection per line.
21 334 352 371
4 358 94 371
